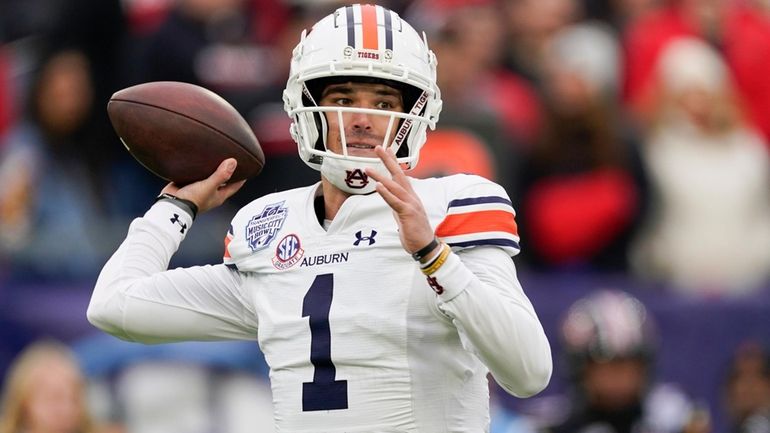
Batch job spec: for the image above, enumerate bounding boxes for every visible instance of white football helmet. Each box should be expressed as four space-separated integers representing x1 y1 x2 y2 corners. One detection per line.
283 4 442 194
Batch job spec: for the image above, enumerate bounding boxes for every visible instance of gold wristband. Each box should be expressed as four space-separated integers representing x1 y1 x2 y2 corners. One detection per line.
421 243 450 275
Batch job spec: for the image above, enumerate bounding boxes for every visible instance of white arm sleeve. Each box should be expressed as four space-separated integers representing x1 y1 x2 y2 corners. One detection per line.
431 247 552 398
87 202 258 344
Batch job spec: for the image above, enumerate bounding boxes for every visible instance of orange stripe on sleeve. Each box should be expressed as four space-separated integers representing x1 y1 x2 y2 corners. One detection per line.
435 210 519 238
361 4 379 50
223 235 232 259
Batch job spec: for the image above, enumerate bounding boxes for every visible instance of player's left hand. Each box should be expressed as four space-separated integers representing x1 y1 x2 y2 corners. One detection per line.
366 146 438 257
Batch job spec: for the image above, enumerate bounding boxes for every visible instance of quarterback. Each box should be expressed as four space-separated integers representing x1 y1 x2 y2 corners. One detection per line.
88 4 552 432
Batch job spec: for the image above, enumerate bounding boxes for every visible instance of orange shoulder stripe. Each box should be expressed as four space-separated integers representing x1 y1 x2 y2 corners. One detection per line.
223 235 232 259
436 210 519 238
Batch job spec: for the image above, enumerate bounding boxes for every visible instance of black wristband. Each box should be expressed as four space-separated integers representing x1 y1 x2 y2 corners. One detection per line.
155 192 198 220
411 237 439 262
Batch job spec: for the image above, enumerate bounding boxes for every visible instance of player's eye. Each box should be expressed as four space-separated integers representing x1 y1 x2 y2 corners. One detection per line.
334 97 353 106
375 101 393 110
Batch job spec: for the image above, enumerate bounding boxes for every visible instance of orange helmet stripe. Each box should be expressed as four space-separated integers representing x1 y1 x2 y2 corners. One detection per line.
361 4 379 50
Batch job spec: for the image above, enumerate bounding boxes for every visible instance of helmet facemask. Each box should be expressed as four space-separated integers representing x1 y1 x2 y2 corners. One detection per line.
295 78 431 194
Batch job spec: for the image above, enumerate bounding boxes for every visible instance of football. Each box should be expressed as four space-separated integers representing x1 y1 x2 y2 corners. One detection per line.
107 81 265 185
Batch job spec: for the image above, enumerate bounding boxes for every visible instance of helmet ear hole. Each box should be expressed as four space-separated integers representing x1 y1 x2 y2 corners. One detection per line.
313 112 326 152
304 79 327 106
396 142 409 158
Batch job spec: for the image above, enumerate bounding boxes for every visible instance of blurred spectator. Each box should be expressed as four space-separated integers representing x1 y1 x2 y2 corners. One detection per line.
127 0 285 99
723 342 770 433
0 47 162 281
499 0 580 85
546 289 710 433
411 0 543 147
621 0 770 143
0 0 161 280
0 339 114 433
407 0 541 193
0 49 106 279
0 0 128 161
630 38 770 296
516 23 646 271
49 0 126 114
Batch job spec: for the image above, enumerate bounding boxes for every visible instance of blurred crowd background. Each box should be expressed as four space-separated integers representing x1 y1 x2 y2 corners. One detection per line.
1 0 770 432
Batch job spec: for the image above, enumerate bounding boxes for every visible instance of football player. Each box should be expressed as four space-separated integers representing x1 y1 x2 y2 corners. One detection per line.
549 289 710 433
88 4 552 432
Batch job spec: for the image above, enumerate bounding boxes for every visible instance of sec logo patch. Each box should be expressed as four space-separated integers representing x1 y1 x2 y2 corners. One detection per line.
272 234 304 270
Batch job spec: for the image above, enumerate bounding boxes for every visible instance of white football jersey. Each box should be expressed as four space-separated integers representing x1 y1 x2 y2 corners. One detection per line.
88 174 552 433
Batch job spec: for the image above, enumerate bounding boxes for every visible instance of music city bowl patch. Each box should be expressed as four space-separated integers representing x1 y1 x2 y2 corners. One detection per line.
272 234 304 270
246 201 288 252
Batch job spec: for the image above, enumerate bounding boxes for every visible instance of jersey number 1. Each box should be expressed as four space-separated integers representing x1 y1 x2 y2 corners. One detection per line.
302 273 348 411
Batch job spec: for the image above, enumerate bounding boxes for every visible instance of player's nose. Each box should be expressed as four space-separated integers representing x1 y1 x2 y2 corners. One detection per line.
349 110 373 131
